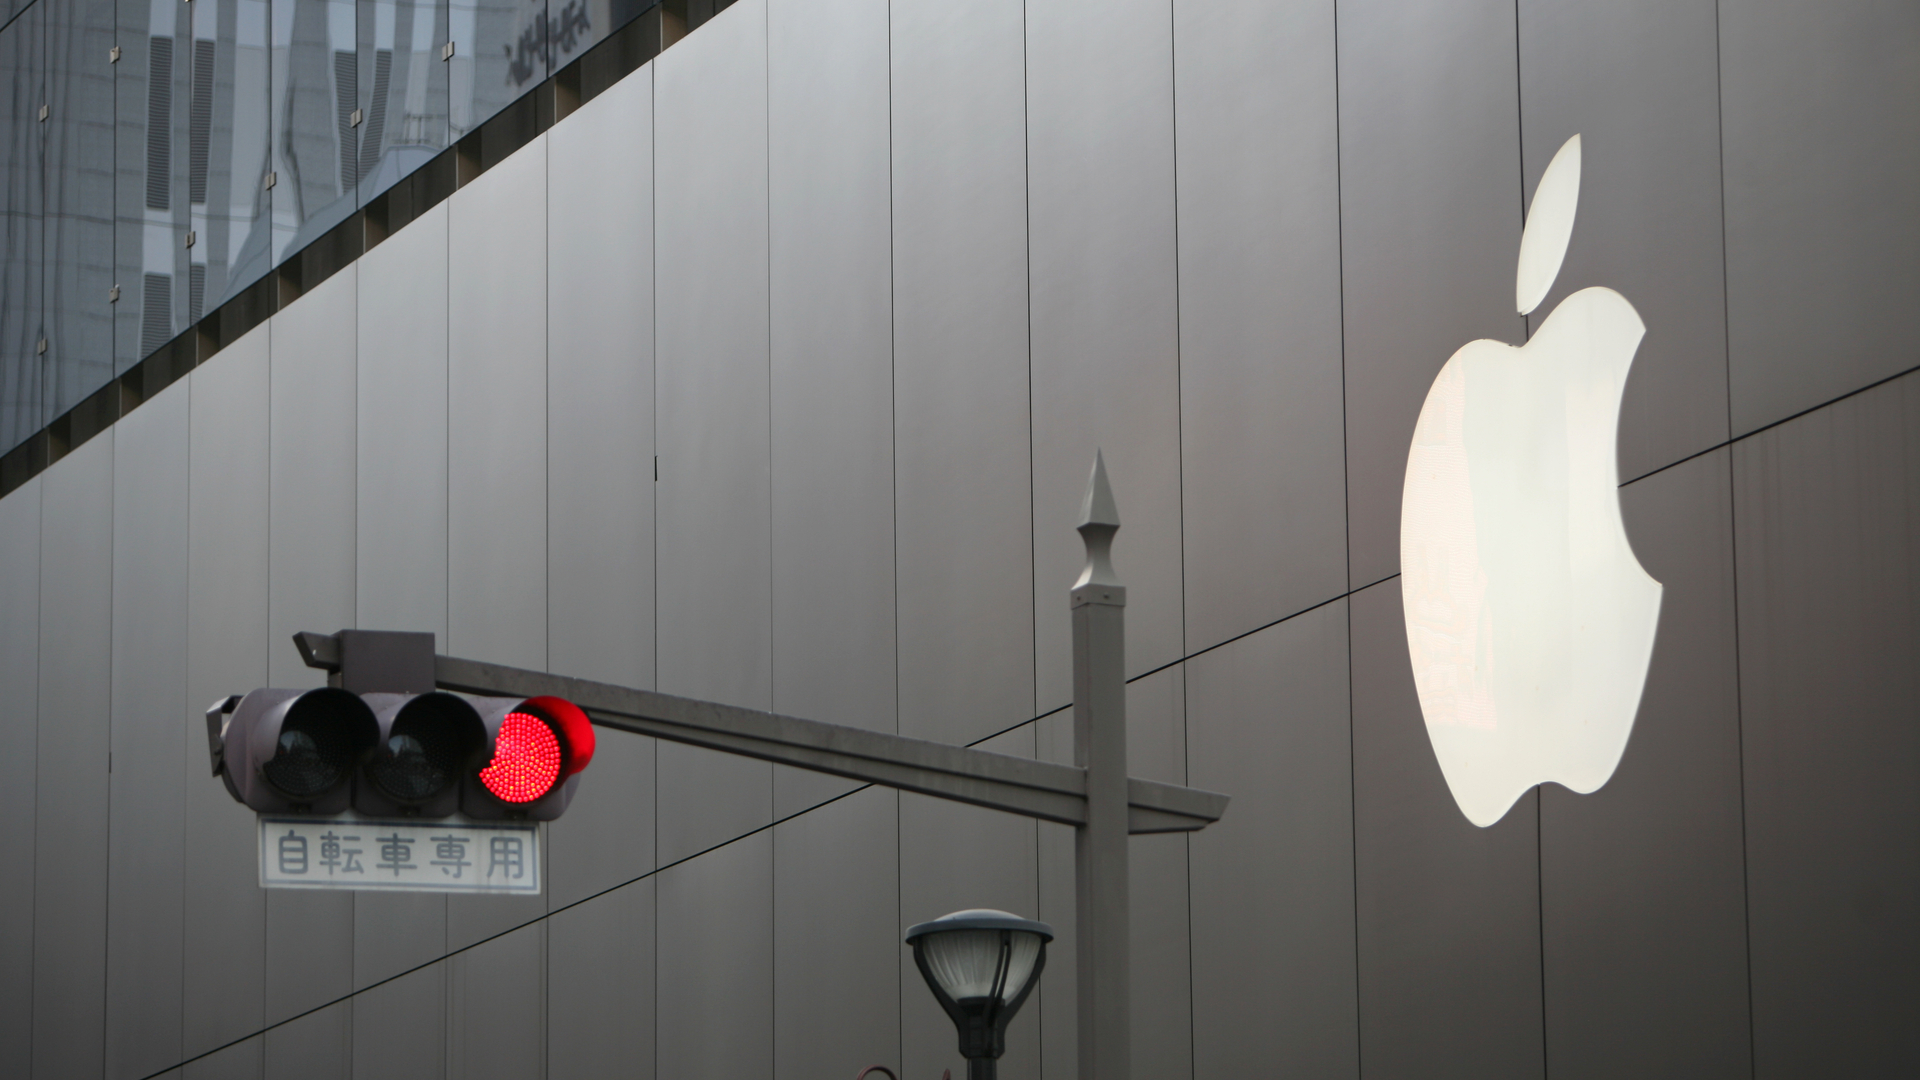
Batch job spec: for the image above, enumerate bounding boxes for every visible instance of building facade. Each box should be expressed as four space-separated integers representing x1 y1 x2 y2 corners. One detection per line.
0 0 1915 1077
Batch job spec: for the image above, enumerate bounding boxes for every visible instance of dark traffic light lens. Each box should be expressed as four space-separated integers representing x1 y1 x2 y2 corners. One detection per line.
479 712 563 803
263 714 360 798
368 703 475 802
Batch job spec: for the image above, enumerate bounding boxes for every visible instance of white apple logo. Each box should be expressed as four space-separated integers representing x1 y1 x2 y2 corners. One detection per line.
1399 134 1663 827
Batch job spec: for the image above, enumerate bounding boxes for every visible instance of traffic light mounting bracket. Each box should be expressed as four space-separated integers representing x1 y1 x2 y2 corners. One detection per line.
296 629 437 694
290 629 1228 835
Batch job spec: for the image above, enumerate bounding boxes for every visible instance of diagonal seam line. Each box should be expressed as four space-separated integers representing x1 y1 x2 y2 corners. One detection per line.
1620 361 1920 488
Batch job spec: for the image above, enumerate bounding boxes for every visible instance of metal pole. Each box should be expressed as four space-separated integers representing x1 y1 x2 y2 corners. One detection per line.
1072 452 1129 1080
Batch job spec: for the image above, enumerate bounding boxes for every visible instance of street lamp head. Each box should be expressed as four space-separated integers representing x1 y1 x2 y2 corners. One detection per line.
906 909 1053 1078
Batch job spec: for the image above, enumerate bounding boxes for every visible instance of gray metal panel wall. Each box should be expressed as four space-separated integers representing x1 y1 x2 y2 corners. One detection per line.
897 725 1039 1080
1173 0 1349 652
1539 447 1750 1076
446 138 553 952
1350 580 1544 1078
354 203 455 987
0 475 38 1078
652 0 775 865
657 831 774 1079
1734 371 1920 1075
1720 1 1920 435
357 202 451 642
546 59 655 693
1025 0 1184 710
888 0 1035 749
448 138 549 672
183 1034 263 1080
269 265 360 687
1337 0 1525 589
773 787 900 1079
545 724 656 911
265 268 359 1026
1517 0 1731 483
106 378 191 1080
355 888 446 993
1187 601 1358 1078
266 997 352 1080
767 0 897 818
348 963 444 1080
1122 668 1193 1080
548 878 655 1080
183 327 272 1058
545 66 660 909
33 430 114 1080
447 921 548 1080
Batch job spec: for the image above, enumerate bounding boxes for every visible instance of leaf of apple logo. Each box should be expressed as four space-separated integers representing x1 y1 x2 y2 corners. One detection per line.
1399 133 1663 828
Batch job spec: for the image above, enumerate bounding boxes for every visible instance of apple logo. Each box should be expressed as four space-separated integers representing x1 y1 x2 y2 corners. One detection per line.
1399 133 1663 827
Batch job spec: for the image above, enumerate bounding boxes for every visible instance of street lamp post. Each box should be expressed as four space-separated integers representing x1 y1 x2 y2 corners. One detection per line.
906 909 1054 1080
1070 453 1131 1080
288 453 1223 1080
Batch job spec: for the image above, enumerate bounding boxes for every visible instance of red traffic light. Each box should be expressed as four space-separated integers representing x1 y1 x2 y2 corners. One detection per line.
463 695 595 820
480 711 563 803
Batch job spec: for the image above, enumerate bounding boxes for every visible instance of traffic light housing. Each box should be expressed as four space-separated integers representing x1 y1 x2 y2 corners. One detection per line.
461 695 596 821
209 687 381 813
355 692 488 818
209 688 595 820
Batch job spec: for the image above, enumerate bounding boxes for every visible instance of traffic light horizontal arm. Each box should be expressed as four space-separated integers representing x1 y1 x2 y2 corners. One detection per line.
294 632 1227 834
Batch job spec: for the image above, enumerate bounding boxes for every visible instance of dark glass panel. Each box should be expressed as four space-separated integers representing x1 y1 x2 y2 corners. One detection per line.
272 0 359 263
1 5 45 452
356 0 448 202
44 0 117 424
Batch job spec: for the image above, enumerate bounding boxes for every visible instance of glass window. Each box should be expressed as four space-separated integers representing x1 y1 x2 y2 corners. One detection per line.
449 0 541 140
272 0 359 263
44 0 117 422
1 4 45 452
356 0 448 203
116 0 196 371
193 0 276 313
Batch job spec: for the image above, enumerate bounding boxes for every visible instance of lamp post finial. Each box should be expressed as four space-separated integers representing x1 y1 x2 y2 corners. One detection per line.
1075 450 1122 593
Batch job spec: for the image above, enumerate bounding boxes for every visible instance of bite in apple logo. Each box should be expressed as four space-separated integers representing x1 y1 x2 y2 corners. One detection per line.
1399 133 1662 827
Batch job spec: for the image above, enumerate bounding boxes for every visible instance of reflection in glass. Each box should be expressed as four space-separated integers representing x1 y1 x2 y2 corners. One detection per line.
1 6 45 452
2 0 668 456
357 0 448 202
273 0 359 262
116 0 193 371
450 0 541 140
192 0 276 312
44 0 117 424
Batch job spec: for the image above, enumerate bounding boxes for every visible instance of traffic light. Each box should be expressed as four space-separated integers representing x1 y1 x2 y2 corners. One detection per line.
460 695 596 821
209 687 381 814
208 688 595 820
355 692 486 818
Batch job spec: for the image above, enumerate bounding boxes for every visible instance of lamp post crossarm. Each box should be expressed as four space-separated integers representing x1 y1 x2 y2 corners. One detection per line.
293 631 1227 834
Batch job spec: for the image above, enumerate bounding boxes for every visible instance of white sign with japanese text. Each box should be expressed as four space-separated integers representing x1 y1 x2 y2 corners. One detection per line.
259 814 541 894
